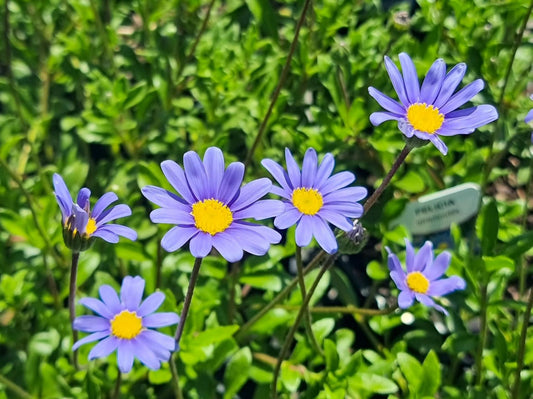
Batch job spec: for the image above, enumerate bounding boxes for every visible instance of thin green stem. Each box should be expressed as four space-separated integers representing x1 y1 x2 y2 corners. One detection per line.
511 287 533 399
174 257 203 343
295 246 323 356
363 144 411 214
278 304 398 316
234 251 328 341
111 371 121 399
244 0 313 167
475 283 488 386
519 155 533 295
0 374 32 399
228 261 240 323
169 358 183 399
69 252 80 370
271 256 335 398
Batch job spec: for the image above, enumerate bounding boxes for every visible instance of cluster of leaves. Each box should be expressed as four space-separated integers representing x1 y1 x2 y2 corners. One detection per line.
1 0 532 398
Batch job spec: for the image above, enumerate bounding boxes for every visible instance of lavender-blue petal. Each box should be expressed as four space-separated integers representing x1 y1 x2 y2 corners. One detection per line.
217 162 245 204
71 204 89 234
212 233 244 262
137 292 165 317
399 52 420 104
368 87 405 114
323 186 367 203
225 225 271 255
525 108 533 123
230 178 272 211
310 216 337 254
424 251 451 280
96 224 137 241
141 186 189 210
189 233 213 258
143 312 180 328
427 276 466 297
390 271 408 291
398 290 415 309
384 55 410 105
313 153 335 189
74 315 110 333
96 204 132 225
318 171 355 194
301 148 318 187
420 58 446 105
317 209 352 231
99 285 122 314
136 333 171 361
117 340 135 373
184 150 210 200
427 134 448 155
79 297 114 319
274 207 302 229
88 335 119 360
261 158 293 192
388 253 406 279
295 215 314 247
161 226 198 252
92 192 118 220
77 188 91 210
415 293 448 315
91 227 119 243
150 208 194 225
321 202 363 218
131 337 161 370
404 238 415 273
284 148 302 188
439 79 484 115
53 173 73 222
233 199 284 220
413 241 433 272
433 63 467 108
439 105 498 133
140 329 177 352
271 185 291 199
203 147 225 197
72 331 109 351
233 222 281 244
121 276 145 311
369 111 403 126
161 160 197 204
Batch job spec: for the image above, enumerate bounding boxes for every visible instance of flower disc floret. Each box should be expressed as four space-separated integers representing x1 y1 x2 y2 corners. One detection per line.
368 52 498 155
406 271 429 293
73 276 180 373
191 199 233 235
292 187 323 215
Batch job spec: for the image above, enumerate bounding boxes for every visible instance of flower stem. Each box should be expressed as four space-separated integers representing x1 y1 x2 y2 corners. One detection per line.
174 257 203 343
271 255 335 398
363 144 411 214
278 304 397 316
234 251 328 341
228 261 240 323
474 283 488 386
169 358 183 399
244 0 313 168
511 287 533 399
0 374 32 399
69 251 80 369
111 371 121 399
295 246 323 356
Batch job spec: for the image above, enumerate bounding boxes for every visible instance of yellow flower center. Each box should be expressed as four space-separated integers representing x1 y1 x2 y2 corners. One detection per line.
292 187 323 215
110 310 143 339
191 198 233 235
406 271 430 294
406 103 444 134
85 218 97 236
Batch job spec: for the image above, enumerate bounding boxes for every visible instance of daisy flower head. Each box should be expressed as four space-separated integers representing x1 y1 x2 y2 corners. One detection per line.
53 173 137 252
141 147 283 262
368 52 498 155
261 148 367 254
73 276 179 373
386 239 466 315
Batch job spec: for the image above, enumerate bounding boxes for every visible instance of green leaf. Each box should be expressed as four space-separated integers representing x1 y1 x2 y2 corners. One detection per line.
397 352 423 394
311 318 335 343
394 170 426 193
223 347 252 399
148 367 172 385
324 339 339 371
420 350 441 396
29 329 60 356
478 200 499 256
348 372 398 394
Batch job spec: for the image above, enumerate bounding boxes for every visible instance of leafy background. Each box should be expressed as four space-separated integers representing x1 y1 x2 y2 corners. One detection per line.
1 0 533 398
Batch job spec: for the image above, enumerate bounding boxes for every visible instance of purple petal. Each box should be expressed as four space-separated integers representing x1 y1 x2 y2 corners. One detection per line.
217 162 245 204
424 251 451 280
71 204 89 234
95 204 132 225
404 239 415 273
390 271 408 291
72 331 109 351
117 340 135 373
320 202 363 218
233 199 284 220
433 63 467 108
398 290 415 309
420 58 446 105
439 105 498 134
387 252 406 278
415 293 448 315
140 329 177 352
368 87 406 114
53 173 73 222
399 53 420 103
313 153 335 189
274 207 302 229
224 225 272 256
91 227 119 243
323 186 367 203
230 178 272 210
137 292 165 317
183 150 210 200
261 158 292 191
212 233 244 262
525 108 533 123
161 160 197 204
233 222 281 245
310 216 337 254
203 147 225 197
370 111 403 126
88 336 119 360
136 334 172 362
99 285 122 314
131 337 161 370
120 276 145 311
384 55 409 105
141 186 189 210
150 208 194 225
413 241 433 272
427 134 448 155
284 148 302 188
143 312 180 328
189 233 213 258
318 171 355 194
301 148 318 187
91 192 118 220
161 226 198 252
317 209 352 231
295 215 314 247
73 315 110 332
270 185 291 199
94 224 137 242
78 297 114 319
77 188 91 210
439 79 484 115
427 276 466 296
